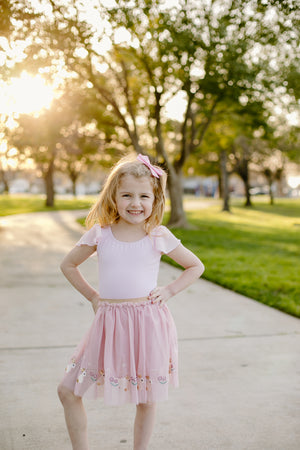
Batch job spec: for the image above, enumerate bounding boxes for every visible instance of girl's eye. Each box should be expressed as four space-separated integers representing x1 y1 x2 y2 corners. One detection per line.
141 195 150 198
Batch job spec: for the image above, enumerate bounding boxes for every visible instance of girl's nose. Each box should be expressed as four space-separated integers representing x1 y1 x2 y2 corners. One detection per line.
130 196 141 207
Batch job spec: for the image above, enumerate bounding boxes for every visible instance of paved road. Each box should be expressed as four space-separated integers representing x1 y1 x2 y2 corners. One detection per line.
0 210 299 450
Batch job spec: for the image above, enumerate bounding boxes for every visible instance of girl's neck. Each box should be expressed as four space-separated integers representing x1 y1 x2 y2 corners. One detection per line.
111 221 147 242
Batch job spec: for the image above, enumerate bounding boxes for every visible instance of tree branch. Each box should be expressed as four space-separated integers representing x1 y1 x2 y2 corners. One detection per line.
197 96 219 147
175 92 194 170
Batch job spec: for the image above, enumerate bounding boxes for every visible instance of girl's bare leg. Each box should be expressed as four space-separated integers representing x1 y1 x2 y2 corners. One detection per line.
57 384 89 450
134 402 157 450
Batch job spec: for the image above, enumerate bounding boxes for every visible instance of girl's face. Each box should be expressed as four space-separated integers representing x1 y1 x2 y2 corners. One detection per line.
116 174 155 227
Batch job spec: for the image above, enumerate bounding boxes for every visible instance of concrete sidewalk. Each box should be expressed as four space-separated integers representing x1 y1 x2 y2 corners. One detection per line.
0 210 299 450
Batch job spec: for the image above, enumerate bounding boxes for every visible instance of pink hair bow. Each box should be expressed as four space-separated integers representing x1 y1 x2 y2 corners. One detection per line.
137 154 164 178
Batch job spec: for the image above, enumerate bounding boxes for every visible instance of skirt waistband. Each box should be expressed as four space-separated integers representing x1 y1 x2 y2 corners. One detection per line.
99 296 149 304
98 297 155 309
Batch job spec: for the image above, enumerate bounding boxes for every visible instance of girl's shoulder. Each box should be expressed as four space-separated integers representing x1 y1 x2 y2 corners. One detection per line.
76 223 107 247
150 225 181 254
150 225 170 236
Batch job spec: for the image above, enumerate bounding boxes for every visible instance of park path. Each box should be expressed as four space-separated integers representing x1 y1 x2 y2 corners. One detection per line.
0 210 299 450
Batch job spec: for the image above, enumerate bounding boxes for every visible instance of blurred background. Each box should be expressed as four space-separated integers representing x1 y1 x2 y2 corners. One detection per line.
0 0 299 216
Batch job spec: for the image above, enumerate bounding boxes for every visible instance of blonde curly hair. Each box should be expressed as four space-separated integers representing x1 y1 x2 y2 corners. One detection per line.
85 154 167 234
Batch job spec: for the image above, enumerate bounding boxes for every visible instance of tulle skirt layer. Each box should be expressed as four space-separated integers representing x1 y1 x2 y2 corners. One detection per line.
60 300 179 405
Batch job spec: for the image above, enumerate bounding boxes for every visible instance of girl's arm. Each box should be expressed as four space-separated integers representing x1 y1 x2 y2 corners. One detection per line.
148 243 204 305
60 245 101 311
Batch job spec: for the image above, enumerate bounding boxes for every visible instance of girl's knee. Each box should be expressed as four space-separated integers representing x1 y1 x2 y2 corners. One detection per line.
57 383 79 405
136 402 156 411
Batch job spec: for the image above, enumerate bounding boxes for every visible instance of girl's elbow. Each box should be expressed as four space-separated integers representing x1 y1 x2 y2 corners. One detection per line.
60 258 72 274
60 261 67 274
197 260 205 278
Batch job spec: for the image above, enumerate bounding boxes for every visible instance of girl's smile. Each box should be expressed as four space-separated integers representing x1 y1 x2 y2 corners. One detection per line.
116 174 155 227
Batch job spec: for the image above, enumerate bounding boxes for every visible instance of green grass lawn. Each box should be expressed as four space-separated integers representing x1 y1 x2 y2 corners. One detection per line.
1 194 299 318
163 198 300 318
0 194 95 216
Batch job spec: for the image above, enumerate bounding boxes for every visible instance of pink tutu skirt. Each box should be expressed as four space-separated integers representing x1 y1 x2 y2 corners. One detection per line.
61 300 179 405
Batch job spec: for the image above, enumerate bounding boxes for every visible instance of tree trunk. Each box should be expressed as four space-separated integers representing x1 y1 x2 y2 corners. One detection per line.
275 168 284 197
44 158 55 207
218 171 223 199
70 173 78 197
268 180 274 205
220 150 230 212
166 167 189 228
233 148 252 207
263 169 274 205
72 181 76 197
0 169 9 193
243 177 252 207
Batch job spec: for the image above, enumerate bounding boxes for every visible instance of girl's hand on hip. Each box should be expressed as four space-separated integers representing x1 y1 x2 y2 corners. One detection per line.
90 294 101 314
148 286 172 306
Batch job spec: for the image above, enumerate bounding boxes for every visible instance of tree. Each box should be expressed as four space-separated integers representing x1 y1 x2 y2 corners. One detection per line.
0 147 13 193
9 84 114 204
101 0 291 222
230 101 271 207
9 79 128 203
191 96 270 211
263 167 283 205
3 0 299 222
11 106 66 205
57 120 103 196
254 140 288 205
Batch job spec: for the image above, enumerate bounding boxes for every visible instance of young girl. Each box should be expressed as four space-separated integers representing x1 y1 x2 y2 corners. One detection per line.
58 154 204 450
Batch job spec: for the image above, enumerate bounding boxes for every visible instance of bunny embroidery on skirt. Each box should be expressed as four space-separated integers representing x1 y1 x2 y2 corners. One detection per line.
65 358 77 373
77 369 87 384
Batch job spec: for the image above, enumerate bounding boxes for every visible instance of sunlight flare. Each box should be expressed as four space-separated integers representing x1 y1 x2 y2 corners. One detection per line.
1 71 55 115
